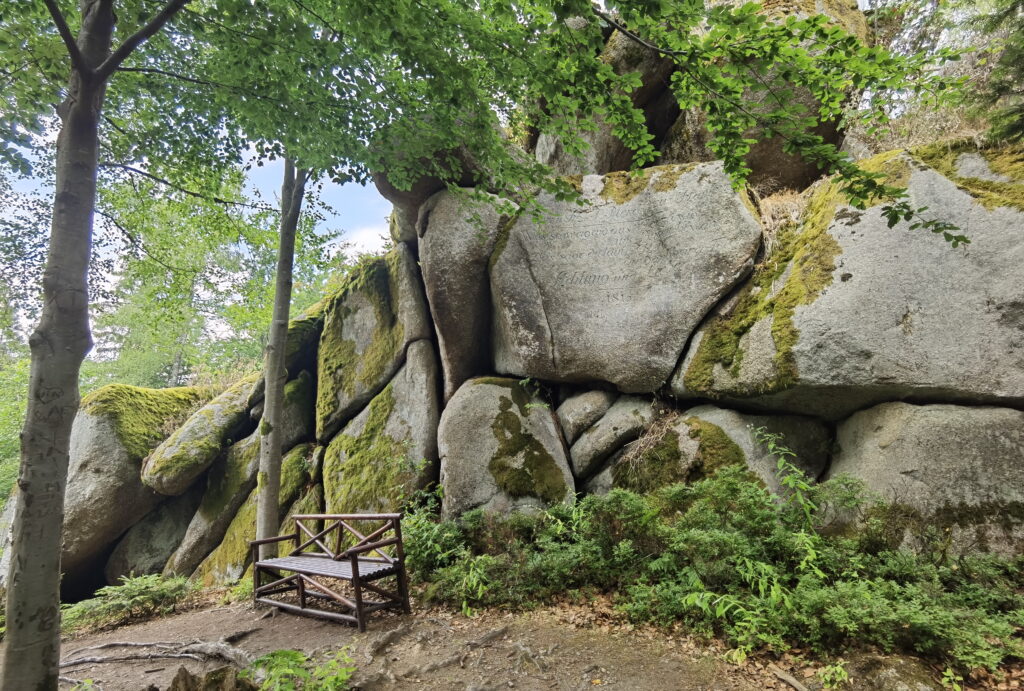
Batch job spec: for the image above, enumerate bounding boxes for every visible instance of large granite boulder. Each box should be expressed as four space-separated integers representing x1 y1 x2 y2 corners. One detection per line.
596 405 830 496
569 396 655 480
672 147 1024 419
829 402 1024 554
61 385 212 583
556 389 618 445
491 162 761 392
104 483 203 583
163 431 261 576
418 190 516 401
142 376 256 496
323 340 440 514
316 245 432 441
438 378 573 518
193 444 313 586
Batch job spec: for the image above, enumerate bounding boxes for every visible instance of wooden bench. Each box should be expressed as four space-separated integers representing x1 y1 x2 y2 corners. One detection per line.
249 513 411 632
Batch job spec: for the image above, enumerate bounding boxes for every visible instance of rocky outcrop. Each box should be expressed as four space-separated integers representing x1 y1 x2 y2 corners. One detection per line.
569 396 655 480
142 377 256 496
192 444 313 586
163 431 261 576
323 340 440 514
438 378 573 517
594 405 829 495
829 402 1024 554
104 483 203 584
556 389 617 445
316 245 432 441
673 148 1024 419
419 190 515 401
491 162 761 392
61 385 212 581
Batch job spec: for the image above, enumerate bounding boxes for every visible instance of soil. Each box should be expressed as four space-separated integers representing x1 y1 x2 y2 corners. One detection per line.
21 594 807 691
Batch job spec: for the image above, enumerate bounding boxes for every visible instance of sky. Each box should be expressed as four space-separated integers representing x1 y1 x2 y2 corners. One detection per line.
245 158 392 256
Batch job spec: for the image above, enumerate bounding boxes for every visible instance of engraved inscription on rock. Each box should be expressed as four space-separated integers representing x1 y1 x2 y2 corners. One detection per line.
490 162 763 393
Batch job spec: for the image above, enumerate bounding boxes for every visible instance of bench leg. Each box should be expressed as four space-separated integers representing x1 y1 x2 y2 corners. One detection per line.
351 571 366 633
397 564 412 615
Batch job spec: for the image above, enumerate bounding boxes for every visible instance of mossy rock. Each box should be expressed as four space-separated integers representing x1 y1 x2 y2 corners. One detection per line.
163 430 261 576
438 377 574 518
672 145 1024 419
80 384 216 461
315 244 431 441
192 444 314 586
142 375 258 496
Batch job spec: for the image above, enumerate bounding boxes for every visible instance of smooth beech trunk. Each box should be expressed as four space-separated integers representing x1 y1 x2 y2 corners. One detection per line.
3 2 187 687
256 159 309 559
1 8 113 689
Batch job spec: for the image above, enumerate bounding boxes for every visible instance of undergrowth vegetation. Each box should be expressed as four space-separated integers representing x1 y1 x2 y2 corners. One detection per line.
405 432 1024 675
60 574 193 634
242 648 356 690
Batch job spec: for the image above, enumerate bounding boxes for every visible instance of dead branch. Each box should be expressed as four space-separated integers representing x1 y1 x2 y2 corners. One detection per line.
768 664 810 691
61 652 204 668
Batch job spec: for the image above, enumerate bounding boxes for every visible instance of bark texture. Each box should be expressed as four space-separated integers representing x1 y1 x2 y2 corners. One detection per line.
256 160 309 559
2 2 188 688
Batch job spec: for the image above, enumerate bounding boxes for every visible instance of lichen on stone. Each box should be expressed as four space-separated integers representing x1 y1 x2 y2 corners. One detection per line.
600 168 652 204
81 384 215 462
911 140 1024 212
682 172 845 395
316 251 407 434
487 386 567 506
683 417 746 475
322 383 416 514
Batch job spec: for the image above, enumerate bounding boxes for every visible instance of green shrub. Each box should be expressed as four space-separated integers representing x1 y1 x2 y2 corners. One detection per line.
61 574 193 633
404 455 1024 674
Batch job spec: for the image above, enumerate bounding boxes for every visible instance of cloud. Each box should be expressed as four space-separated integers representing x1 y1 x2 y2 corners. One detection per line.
343 225 390 254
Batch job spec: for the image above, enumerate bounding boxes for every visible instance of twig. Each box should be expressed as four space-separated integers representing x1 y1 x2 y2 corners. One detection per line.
768 664 810 691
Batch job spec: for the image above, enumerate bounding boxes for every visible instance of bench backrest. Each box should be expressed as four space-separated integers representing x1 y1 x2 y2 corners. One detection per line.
288 513 403 563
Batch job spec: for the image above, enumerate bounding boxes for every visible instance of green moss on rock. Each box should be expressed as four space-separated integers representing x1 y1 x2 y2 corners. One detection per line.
684 417 746 475
681 156 878 396
81 384 215 462
612 429 685 493
316 251 411 436
911 140 1024 212
323 383 416 514
193 444 313 586
487 391 567 506
197 434 260 522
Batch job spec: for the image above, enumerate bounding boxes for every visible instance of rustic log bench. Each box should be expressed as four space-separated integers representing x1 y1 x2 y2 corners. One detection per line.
249 513 411 632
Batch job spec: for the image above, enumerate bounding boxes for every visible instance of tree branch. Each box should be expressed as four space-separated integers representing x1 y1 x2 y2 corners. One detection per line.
42 0 91 76
95 0 191 80
94 208 197 275
99 162 275 211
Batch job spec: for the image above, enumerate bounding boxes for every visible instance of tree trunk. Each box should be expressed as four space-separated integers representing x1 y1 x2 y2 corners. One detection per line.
1 4 114 688
256 159 309 560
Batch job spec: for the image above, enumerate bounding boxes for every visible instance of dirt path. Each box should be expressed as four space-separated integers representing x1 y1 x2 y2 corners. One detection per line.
18 598 796 691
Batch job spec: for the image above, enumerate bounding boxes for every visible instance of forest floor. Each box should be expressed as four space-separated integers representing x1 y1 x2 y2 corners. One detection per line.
23 591 999 691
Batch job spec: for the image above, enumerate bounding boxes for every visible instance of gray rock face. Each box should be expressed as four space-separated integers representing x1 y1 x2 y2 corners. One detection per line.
62 411 163 580
323 340 441 514
142 377 255 496
491 163 761 392
163 431 261 576
570 396 655 480
104 483 203 583
829 402 1024 554
275 370 316 451
534 120 634 177
316 244 432 441
680 405 830 493
672 153 1024 419
556 390 618 445
419 190 515 402
602 406 829 495
438 378 573 518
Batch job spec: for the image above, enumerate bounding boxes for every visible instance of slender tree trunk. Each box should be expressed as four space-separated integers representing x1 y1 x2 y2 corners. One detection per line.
256 159 309 559
1 4 114 687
